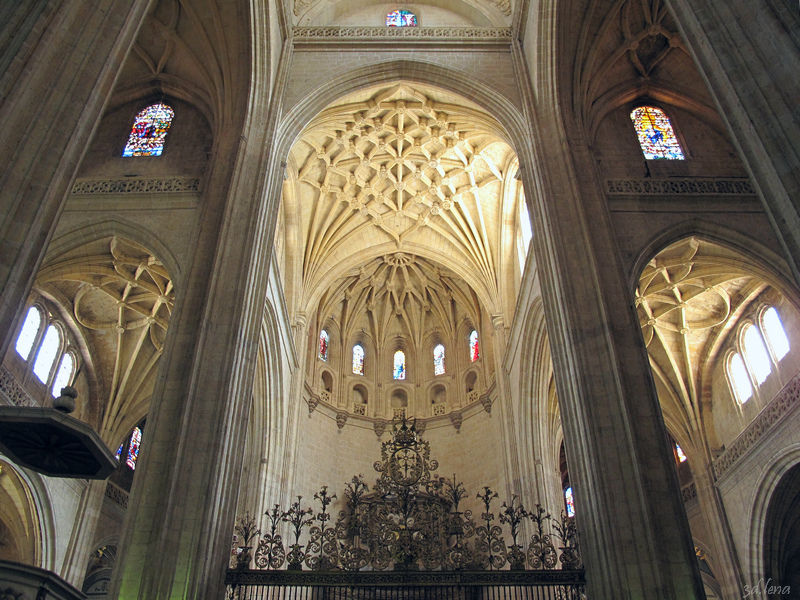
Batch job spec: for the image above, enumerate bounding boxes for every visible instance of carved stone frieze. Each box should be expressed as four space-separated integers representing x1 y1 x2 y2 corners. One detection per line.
71 177 202 195
105 481 129 509
0 367 38 407
606 178 755 196
713 375 800 479
292 27 512 41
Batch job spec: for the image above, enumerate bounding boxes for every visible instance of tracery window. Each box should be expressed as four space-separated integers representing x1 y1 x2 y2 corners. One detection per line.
319 330 329 361
386 9 417 26
630 106 685 160
122 102 174 157
353 344 365 375
393 350 406 380
433 344 445 375
469 330 479 362
564 487 575 518
14 304 78 397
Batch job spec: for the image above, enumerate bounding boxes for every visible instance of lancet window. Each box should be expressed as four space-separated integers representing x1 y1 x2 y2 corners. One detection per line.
393 350 406 380
726 306 790 405
564 487 575 518
319 330 329 361
14 305 78 397
469 330 479 362
433 344 445 375
353 344 365 375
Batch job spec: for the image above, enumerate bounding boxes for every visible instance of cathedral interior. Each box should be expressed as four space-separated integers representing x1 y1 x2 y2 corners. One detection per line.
1 0 800 599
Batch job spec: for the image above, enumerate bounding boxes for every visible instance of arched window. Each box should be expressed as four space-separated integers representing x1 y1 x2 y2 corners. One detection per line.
630 106 685 160
393 350 406 380
728 352 753 404
353 344 365 375
564 487 575 518
518 192 533 272
743 324 772 384
469 330 479 362
51 352 75 397
126 427 142 470
433 344 445 375
15 306 42 360
675 444 687 464
122 102 174 157
319 330 329 361
762 307 790 361
386 9 417 26
33 325 61 384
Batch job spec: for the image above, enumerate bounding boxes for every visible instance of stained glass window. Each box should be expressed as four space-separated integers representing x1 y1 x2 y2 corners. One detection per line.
33 325 61 384
630 106 684 160
16 306 42 360
564 487 575 518
469 330 479 362
51 353 74 398
762 307 790 361
729 352 752 404
115 444 123 461
675 444 687 463
353 344 365 375
127 427 142 469
122 102 174 157
393 350 406 380
319 330 329 361
743 325 771 384
433 344 445 375
386 9 417 26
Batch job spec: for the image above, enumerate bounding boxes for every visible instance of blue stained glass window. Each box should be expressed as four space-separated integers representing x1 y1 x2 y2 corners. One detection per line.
564 487 575 518
127 427 142 470
469 330 479 362
319 330 329 361
433 344 445 375
393 350 406 380
386 9 417 27
353 344 365 375
630 106 684 160
675 444 687 463
122 102 174 157
115 444 123 461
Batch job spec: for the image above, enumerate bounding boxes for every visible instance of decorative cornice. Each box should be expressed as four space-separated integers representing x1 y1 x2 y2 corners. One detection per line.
713 375 800 479
0 367 38 407
292 27 512 42
605 178 755 196
71 177 202 195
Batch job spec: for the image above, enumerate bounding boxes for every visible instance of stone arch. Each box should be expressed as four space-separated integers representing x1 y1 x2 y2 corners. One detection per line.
629 220 798 300
0 458 56 570
748 444 800 585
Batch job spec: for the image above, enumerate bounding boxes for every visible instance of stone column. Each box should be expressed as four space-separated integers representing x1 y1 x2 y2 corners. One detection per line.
0 0 154 358
513 45 706 598
665 0 800 283
59 480 107 586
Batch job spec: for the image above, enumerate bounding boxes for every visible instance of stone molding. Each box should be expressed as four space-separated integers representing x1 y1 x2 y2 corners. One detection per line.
0 367 38 407
605 178 755 195
71 177 202 195
292 26 512 41
681 482 697 503
713 376 800 479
